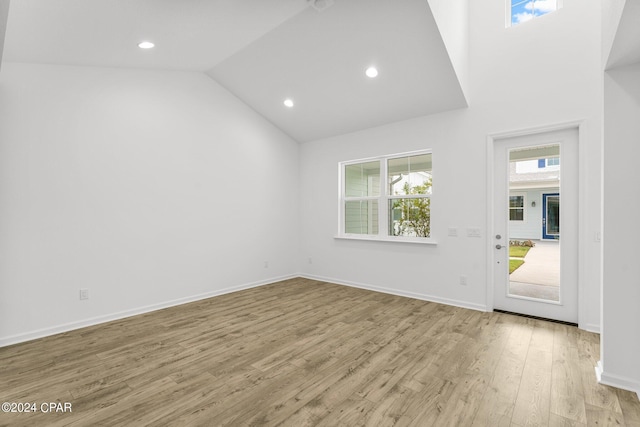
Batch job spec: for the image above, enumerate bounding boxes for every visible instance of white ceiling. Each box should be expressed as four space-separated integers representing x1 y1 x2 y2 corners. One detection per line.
2 0 467 142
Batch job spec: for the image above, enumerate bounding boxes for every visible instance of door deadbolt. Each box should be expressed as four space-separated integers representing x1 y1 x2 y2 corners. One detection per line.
495 234 502 240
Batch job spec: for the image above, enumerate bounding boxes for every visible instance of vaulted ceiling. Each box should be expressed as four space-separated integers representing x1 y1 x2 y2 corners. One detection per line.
606 0 640 70
1 0 468 142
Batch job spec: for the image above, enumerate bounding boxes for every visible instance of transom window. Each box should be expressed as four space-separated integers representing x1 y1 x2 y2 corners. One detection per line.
508 0 560 27
339 151 432 241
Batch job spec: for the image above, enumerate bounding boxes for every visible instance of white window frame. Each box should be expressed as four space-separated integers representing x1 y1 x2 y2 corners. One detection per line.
337 150 435 245
509 192 527 222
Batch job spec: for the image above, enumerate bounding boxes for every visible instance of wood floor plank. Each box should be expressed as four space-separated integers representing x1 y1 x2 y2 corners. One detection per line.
420 371 490 427
310 394 375 427
584 403 626 427
1 278 639 427
399 374 457 426
577 337 623 415
550 345 587 424
617 388 640 427
470 317 532 427
548 412 587 426
508 334 554 426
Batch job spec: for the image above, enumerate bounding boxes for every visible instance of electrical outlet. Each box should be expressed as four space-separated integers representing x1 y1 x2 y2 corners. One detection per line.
459 276 468 286
79 288 89 300
264 261 269 268
448 227 458 237
308 257 313 264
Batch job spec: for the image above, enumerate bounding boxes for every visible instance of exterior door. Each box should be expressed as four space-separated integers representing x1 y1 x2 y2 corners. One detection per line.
491 128 578 323
542 193 560 240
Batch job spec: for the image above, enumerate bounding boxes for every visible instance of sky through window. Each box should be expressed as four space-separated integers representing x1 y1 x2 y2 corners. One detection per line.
510 0 558 26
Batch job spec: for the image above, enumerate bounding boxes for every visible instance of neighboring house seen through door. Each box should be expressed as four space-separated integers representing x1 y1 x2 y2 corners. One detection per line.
508 154 560 240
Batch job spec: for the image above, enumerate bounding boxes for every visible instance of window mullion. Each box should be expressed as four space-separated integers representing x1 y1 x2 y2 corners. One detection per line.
380 159 389 237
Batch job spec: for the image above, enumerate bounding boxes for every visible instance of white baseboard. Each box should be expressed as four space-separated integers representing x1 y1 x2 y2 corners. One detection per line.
300 273 488 312
596 360 640 401
0 274 297 348
582 323 601 334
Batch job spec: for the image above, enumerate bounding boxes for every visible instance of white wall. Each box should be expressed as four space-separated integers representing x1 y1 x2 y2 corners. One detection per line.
0 63 300 345
299 0 602 330
601 63 640 395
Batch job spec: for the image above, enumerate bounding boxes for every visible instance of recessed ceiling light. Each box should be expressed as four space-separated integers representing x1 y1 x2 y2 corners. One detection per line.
138 41 155 49
284 99 294 108
365 66 378 78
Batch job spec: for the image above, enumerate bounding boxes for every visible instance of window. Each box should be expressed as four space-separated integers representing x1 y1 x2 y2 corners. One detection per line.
547 157 559 166
509 193 526 221
508 0 560 27
340 151 432 241
537 157 560 168
343 161 380 235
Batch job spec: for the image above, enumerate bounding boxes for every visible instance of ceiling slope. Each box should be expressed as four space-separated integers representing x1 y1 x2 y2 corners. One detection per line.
208 0 467 142
606 0 640 70
2 0 309 71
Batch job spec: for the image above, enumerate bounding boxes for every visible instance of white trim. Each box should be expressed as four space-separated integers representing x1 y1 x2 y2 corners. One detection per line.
596 361 640 401
488 120 584 141
300 273 487 312
486 120 589 330
576 121 590 335
486 133 496 313
339 149 434 167
582 323 600 334
0 274 298 348
334 234 437 245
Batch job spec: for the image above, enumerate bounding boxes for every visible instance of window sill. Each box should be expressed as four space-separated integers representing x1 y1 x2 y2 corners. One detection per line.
334 234 437 245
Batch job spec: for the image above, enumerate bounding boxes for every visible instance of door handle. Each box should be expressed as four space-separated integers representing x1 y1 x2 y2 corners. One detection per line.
495 244 505 249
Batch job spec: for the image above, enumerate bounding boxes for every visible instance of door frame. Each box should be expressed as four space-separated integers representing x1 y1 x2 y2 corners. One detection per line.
486 121 588 328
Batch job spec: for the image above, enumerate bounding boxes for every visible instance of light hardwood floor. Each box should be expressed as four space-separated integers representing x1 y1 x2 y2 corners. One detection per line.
1 277 639 426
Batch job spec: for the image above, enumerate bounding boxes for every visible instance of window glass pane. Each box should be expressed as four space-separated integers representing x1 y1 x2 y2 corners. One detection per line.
345 200 379 234
389 198 431 237
509 195 524 208
345 161 380 197
388 154 432 196
510 209 524 221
